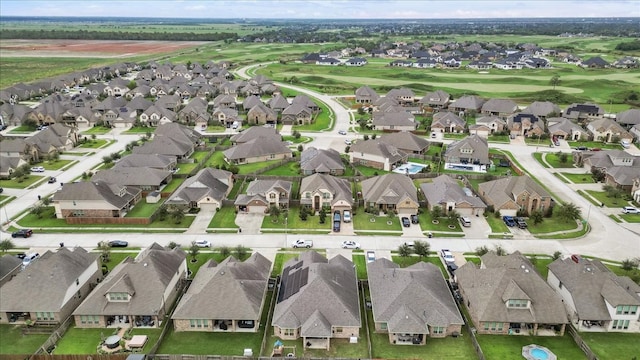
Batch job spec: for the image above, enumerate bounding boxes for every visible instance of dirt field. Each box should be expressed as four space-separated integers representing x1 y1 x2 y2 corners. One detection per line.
0 39 206 58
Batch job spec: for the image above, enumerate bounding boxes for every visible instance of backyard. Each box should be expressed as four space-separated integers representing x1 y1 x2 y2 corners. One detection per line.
54 327 161 354
0 324 50 355
476 333 586 360
580 332 640 360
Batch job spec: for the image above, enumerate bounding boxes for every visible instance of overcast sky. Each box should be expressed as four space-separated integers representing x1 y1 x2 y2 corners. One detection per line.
1 0 638 19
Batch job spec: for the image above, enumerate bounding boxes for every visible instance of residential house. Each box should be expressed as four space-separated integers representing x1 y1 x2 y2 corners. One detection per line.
355 86 380 104
0 247 101 325
300 173 353 215
478 175 552 216
300 147 345 176
317 57 341 66
114 154 177 172
92 167 172 193
0 154 28 179
547 256 640 332
211 108 239 128
418 90 450 111
213 94 237 109
272 251 360 350
386 88 415 106
443 135 490 172
178 98 208 125
581 56 610 68
470 116 507 137
172 253 272 332
431 112 466 133
281 104 313 125
448 95 485 115
27 123 79 158
587 118 633 143
345 57 367 66
521 101 561 119
0 255 22 287
267 94 290 114
247 103 278 125
292 95 319 113
372 111 417 131
456 252 568 335
616 109 640 129
563 103 604 122
481 99 518 119
133 122 201 160
361 173 419 214
230 126 279 144
242 95 263 112
507 113 544 137
421 175 486 216
349 139 408 172
0 103 32 126
378 131 430 155
0 138 39 163
139 105 177 126
73 244 187 328
612 56 639 69
235 179 292 213
165 168 233 210
104 78 131 97
223 136 292 165
547 118 588 141
367 259 464 344
53 180 142 220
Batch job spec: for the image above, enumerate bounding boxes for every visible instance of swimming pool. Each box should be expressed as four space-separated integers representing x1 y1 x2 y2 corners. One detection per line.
522 344 556 360
393 162 428 175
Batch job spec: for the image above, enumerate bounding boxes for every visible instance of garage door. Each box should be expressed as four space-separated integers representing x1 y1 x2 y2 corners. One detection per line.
397 208 415 215
249 206 267 214
199 203 218 211
454 208 474 216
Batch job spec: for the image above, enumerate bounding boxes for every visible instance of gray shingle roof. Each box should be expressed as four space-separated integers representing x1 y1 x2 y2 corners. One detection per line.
272 251 360 334
372 111 416 127
92 167 171 187
521 101 561 117
223 137 291 160
350 139 408 165
114 154 176 170
361 173 418 205
53 180 141 210
230 126 279 144
481 99 518 114
421 175 486 210
548 257 640 320
379 131 430 153
74 244 185 316
449 95 485 111
300 173 353 207
432 111 466 128
456 252 567 325
368 259 463 333
167 168 232 205
300 147 345 174
616 109 640 126
444 135 490 164
478 175 550 209
0 254 22 280
0 248 98 313
172 253 271 320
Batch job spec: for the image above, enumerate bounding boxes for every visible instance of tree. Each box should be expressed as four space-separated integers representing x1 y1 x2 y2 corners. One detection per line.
102 155 113 165
530 210 544 225
31 205 44 219
413 241 430 259
621 258 638 272
127 80 137 90
98 241 111 262
167 241 179 249
447 209 459 224
494 244 507 256
189 242 200 261
269 205 281 222
558 152 569 164
234 245 248 259
550 74 561 90
292 130 301 139
431 205 443 219
398 243 412 257
476 245 489 257
603 184 624 199
591 167 606 183
319 208 327 224
171 208 185 224
363 134 369 141
218 246 231 258
157 205 169 221
0 239 15 252
555 202 582 223
552 251 562 260
299 206 309 221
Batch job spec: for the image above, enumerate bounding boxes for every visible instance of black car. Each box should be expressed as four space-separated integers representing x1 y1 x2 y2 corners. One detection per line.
410 214 419 224
516 217 528 229
48 177 57 184
108 240 129 247
12 229 33 238
15 252 26 259
401 217 411 227
332 220 340 232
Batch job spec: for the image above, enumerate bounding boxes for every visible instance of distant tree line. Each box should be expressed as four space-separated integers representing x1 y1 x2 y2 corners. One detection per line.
0 29 238 41
615 39 640 51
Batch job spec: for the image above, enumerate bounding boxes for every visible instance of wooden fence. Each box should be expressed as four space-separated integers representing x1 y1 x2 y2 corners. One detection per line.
566 324 598 360
34 315 74 355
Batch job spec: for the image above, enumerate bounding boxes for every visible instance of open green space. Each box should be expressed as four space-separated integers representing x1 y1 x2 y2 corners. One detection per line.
80 126 113 135
580 332 640 360
0 324 50 355
78 139 109 149
476 333 586 360
208 206 239 229
585 190 630 208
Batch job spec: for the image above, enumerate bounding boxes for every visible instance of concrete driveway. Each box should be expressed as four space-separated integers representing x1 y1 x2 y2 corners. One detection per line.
399 215 424 237
185 207 216 234
459 215 492 238
234 212 265 235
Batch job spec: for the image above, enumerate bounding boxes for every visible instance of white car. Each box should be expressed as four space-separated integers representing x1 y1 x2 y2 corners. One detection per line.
344 139 352 145
292 239 313 248
366 251 376 263
622 206 639 214
440 249 455 263
341 240 361 249
194 240 211 248
343 210 351 223
30 166 45 172
338 130 347 135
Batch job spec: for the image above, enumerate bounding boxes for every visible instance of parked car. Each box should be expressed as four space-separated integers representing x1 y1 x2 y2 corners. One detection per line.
194 240 211 248
47 176 57 184
401 217 411 227
410 214 419 224
15 252 26 259
447 262 458 274
574 146 588 151
108 240 128 247
338 130 347 135
30 166 45 173
459 216 472 227
343 210 351 223
366 251 376 263
516 217 528 229
341 240 361 249
621 140 631 148
292 239 313 248
503 216 516 227
333 211 341 222
333 220 341 232
12 229 33 238
22 253 39 267
344 139 352 145
622 206 640 214
441 249 455 263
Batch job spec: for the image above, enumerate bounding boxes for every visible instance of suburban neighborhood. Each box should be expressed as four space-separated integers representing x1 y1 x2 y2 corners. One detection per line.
0 8 639 360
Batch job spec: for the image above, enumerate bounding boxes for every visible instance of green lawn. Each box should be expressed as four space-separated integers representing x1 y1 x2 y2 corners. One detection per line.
585 190 630 208
208 206 239 229
355 165 389 176
191 150 211 163
161 177 184 193
205 151 226 167
540 152 575 168
476 333 586 360
484 214 510 233
352 254 368 280
176 162 198 175
187 251 252 277
568 141 623 150
156 322 264 355
261 207 331 232
54 327 116 354
619 213 640 223
237 160 282 174
261 161 301 176
80 126 113 135
123 126 154 134
125 199 165 217
0 324 49 355
271 252 310 277
527 215 580 235
78 139 109 148
98 251 139 271
353 212 401 231
418 212 463 232
559 172 595 183
580 332 640 360
0 175 44 189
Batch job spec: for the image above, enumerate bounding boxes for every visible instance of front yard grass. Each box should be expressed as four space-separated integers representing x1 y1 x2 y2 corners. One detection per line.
580 332 640 360
568 140 622 150
41 159 76 171
261 207 331 232
619 213 640 223
476 333 586 360
585 190 630 208
0 175 44 189
0 324 49 355
559 172 595 183
542 152 574 168
527 216 579 235
208 206 239 229
80 126 112 135
484 214 510 233
78 139 109 149
353 212 401 231
417 212 463 232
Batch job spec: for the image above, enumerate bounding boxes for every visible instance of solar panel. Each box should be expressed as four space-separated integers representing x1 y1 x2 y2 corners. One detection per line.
277 264 309 303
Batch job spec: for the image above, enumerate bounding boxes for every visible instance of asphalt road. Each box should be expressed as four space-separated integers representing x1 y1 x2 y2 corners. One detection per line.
1 64 638 261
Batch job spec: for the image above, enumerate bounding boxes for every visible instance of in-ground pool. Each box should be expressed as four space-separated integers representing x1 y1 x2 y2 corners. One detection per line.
393 162 428 175
522 344 556 360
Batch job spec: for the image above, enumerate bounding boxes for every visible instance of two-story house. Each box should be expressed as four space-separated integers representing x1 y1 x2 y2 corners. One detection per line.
235 179 292 213
300 173 353 216
443 135 491 172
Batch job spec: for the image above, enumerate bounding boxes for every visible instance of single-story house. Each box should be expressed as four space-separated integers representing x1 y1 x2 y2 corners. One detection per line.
165 168 233 210
478 175 552 216
361 173 419 214
300 147 345 176
421 175 486 216
52 180 142 220
349 139 408 172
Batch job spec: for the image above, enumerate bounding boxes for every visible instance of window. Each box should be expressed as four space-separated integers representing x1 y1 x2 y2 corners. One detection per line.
616 305 638 315
80 315 99 324
432 326 444 334
305 192 311 199
483 322 503 331
612 319 629 330
508 299 529 308
270 193 276 200
189 319 208 328
380 323 387 330
108 292 128 301
36 312 54 321
283 328 295 336
323 192 330 199
334 327 343 333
